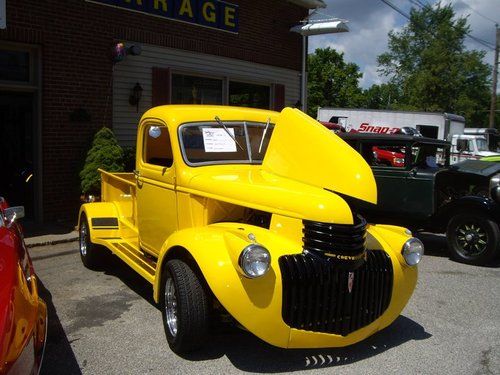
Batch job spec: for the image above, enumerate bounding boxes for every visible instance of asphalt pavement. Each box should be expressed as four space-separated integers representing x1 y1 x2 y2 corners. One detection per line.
30 236 500 375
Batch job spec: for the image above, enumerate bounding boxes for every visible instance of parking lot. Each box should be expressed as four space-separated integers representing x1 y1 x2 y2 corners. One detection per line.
32 236 499 375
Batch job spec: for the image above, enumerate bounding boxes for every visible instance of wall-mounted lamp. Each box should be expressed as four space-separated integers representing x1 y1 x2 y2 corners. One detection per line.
129 82 143 112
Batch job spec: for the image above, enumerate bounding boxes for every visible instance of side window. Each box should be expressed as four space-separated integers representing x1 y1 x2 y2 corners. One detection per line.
456 139 469 152
371 144 406 168
468 140 475 152
143 124 173 168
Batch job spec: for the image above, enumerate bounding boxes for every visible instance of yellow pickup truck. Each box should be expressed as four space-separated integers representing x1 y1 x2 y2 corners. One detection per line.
78 105 423 354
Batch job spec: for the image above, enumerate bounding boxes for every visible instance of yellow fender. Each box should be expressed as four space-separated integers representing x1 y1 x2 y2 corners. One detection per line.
78 203 120 243
154 223 301 348
153 222 418 349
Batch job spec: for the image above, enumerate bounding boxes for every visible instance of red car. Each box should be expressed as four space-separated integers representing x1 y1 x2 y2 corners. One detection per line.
372 146 406 167
0 197 47 374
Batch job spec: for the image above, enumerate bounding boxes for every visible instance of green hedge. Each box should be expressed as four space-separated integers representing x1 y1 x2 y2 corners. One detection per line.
80 127 124 195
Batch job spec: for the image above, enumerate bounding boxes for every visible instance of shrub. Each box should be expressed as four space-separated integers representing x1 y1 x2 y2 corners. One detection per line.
80 127 124 195
122 146 136 172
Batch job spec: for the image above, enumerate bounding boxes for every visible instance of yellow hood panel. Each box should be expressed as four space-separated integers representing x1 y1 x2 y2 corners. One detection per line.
262 108 377 205
184 168 354 224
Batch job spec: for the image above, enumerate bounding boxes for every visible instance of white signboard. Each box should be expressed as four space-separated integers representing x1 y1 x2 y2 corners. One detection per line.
0 0 5 29
202 128 237 152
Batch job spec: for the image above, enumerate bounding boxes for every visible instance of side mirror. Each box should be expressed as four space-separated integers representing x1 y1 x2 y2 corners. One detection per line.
4 206 25 224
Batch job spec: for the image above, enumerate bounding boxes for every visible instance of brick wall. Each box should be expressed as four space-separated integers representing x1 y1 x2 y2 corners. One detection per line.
0 0 305 222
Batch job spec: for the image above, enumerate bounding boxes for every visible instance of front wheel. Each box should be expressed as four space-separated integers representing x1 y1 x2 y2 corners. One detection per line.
446 213 500 265
79 213 103 269
161 260 209 354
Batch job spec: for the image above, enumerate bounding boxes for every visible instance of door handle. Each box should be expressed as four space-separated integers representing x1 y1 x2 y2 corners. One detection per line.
133 170 144 188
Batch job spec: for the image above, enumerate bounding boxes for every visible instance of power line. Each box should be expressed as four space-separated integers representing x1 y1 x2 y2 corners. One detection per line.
454 0 499 25
467 34 495 49
380 0 410 19
381 0 495 50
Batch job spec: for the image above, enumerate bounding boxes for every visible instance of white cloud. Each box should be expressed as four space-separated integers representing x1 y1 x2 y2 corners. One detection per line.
308 0 498 90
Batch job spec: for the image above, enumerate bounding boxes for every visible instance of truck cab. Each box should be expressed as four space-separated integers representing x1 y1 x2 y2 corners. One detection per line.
450 134 500 164
79 105 422 354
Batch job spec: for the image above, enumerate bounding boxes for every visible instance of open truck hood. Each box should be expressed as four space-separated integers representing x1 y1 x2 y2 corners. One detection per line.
181 108 377 224
262 108 377 205
187 168 354 224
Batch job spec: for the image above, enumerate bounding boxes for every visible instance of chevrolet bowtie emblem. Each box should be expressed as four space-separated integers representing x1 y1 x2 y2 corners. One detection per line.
348 272 355 293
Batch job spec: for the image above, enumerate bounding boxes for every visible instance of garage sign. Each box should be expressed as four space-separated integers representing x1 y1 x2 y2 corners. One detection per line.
86 0 239 33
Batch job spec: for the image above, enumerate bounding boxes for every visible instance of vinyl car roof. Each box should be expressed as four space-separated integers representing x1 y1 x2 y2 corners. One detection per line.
338 133 450 146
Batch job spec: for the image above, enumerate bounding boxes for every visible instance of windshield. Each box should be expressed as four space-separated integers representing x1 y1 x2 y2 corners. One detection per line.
179 121 274 166
476 137 489 152
411 143 449 168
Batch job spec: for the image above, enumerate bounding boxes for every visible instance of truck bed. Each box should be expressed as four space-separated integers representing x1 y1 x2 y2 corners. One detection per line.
94 169 157 282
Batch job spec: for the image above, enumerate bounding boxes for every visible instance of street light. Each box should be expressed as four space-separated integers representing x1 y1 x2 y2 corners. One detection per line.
287 0 327 9
290 17 349 113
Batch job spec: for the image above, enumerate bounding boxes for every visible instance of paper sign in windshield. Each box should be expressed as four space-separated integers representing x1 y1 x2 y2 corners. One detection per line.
202 128 237 152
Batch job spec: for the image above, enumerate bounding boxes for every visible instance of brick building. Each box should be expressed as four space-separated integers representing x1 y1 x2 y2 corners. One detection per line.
0 0 312 222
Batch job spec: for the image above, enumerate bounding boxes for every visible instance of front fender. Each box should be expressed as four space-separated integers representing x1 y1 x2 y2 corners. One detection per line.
155 223 302 348
435 196 500 227
154 222 419 349
78 203 120 243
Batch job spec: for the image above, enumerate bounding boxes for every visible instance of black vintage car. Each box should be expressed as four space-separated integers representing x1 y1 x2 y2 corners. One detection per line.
339 133 500 265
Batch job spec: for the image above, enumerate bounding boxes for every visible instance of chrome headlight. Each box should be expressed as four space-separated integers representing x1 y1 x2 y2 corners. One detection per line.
402 237 424 266
239 244 271 278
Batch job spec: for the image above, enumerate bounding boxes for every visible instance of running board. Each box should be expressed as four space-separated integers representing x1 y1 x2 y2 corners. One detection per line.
98 239 157 284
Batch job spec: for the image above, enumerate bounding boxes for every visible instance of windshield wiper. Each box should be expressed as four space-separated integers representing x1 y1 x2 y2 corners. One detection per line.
258 117 271 154
214 116 244 151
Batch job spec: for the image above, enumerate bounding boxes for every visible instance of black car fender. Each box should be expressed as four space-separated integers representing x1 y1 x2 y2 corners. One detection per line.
433 196 500 231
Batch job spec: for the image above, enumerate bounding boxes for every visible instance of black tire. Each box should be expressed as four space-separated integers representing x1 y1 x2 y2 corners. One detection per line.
160 260 209 354
79 213 103 270
446 213 500 265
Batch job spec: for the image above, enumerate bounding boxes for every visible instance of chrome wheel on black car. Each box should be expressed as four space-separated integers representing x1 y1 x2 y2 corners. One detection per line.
446 213 500 265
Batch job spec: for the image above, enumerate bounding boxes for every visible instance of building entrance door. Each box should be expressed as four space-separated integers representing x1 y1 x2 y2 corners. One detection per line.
0 92 35 217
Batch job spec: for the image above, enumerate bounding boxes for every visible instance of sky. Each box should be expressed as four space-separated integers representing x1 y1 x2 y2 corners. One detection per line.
307 0 499 90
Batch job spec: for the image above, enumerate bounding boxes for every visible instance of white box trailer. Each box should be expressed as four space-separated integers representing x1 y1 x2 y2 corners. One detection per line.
317 107 465 140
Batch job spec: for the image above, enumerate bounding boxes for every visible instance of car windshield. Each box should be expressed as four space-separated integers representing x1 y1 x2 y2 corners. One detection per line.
476 137 489 152
411 143 449 168
179 120 274 166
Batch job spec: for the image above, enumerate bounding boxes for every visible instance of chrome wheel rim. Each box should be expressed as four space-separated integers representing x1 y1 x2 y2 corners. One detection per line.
79 221 87 257
165 277 178 337
456 223 488 257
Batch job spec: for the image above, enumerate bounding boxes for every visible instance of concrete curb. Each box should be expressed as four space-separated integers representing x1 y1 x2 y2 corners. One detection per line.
25 232 79 248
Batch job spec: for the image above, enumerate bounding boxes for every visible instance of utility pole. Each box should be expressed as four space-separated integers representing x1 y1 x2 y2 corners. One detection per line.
489 26 499 128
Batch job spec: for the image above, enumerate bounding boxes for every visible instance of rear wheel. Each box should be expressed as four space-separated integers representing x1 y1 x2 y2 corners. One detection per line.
79 213 103 269
161 259 209 354
446 213 500 265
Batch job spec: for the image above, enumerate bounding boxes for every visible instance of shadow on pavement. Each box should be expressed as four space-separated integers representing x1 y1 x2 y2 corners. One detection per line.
99 252 157 307
37 279 82 375
183 315 431 372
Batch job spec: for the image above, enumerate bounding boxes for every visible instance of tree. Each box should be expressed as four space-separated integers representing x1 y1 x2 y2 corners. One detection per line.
307 47 364 117
362 82 403 110
80 127 124 195
377 2 491 125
